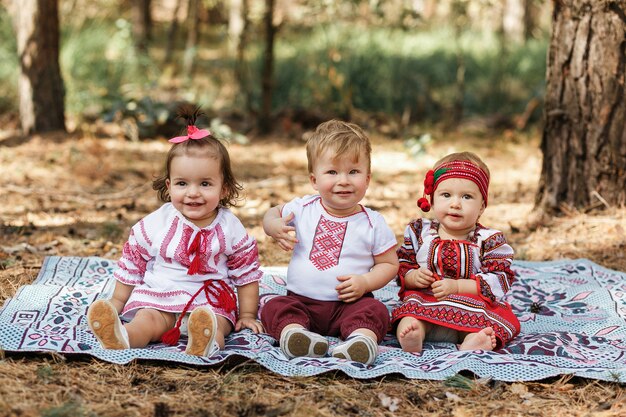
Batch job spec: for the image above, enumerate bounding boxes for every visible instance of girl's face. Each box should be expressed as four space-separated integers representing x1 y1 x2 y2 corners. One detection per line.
432 178 485 240
309 148 371 216
166 153 225 228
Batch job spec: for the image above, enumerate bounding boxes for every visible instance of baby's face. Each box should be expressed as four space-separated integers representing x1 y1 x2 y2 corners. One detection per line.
166 154 225 228
432 178 485 239
309 149 371 217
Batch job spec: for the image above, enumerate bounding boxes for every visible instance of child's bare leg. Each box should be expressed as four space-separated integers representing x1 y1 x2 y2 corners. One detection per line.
350 328 377 341
214 315 233 350
125 309 176 348
459 327 497 351
108 281 134 313
281 323 305 332
396 317 428 353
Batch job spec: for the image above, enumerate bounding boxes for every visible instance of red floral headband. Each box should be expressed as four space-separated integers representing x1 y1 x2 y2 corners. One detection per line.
417 160 489 212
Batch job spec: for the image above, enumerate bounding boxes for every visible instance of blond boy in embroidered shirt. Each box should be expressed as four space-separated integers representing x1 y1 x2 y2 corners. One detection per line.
260 120 399 365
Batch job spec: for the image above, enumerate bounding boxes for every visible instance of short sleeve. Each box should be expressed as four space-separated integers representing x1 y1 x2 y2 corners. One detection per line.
371 212 398 256
225 215 263 286
113 219 153 285
280 195 314 224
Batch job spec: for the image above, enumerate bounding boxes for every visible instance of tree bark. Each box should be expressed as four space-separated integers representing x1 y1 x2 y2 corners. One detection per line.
164 0 183 64
12 0 66 134
259 0 276 134
183 0 200 77
523 0 538 41
233 0 252 112
536 0 626 212
132 0 152 52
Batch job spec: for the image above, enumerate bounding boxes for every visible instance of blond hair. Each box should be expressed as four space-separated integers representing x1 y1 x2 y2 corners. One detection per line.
306 119 372 174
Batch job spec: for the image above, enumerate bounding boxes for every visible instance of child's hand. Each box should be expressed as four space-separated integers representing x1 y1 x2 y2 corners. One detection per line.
431 279 459 300
266 212 298 251
235 316 264 333
407 268 435 289
335 274 368 303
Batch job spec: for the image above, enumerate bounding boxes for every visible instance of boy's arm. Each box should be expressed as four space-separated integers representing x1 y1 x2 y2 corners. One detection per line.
363 248 400 291
336 247 399 303
234 281 263 333
263 204 298 251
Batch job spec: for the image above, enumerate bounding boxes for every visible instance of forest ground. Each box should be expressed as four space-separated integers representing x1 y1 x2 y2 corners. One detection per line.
0 125 624 417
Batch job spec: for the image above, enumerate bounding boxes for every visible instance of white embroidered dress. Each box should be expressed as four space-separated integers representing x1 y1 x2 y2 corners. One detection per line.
281 195 397 301
114 203 262 324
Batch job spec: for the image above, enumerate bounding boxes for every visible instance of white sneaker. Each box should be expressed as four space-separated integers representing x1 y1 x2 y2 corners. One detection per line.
185 307 218 357
87 299 129 349
279 327 328 359
331 335 378 365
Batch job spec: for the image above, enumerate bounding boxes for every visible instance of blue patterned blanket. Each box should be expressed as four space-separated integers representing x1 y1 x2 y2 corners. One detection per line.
1 256 625 382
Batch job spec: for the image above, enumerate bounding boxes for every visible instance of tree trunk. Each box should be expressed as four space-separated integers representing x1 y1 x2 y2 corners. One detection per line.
132 0 152 52
523 0 538 41
164 0 183 64
259 0 276 134
12 0 66 134
233 0 252 112
183 0 200 77
229 0 244 54
536 0 626 212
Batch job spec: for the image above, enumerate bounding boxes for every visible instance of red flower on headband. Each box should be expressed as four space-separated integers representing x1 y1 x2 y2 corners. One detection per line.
417 197 431 211
169 125 211 143
417 170 435 212
423 170 435 194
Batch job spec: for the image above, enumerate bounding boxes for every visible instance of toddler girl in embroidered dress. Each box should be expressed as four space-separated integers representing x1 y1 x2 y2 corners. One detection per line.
392 151 520 353
87 106 263 356
260 119 399 366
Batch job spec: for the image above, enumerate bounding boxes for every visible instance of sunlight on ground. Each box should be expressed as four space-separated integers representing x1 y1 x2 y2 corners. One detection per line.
0 130 624 272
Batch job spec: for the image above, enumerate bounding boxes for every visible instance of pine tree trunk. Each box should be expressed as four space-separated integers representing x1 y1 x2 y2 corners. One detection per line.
12 0 66 134
132 0 152 52
233 0 252 113
164 0 183 64
536 0 626 212
259 0 276 134
523 0 537 41
183 0 200 77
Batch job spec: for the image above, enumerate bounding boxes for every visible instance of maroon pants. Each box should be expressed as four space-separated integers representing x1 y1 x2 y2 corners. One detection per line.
260 291 390 342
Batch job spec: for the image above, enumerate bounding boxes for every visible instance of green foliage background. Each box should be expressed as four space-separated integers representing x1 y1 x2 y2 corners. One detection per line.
0 6 547 125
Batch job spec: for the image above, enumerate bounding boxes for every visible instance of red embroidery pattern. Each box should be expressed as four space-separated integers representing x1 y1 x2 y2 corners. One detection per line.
440 240 458 278
309 216 347 271
160 216 178 263
227 236 260 272
173 225 219 275
211 225 226 266
391 297 519 347
139 219 152 246
119 242 150 273
482 232 508 252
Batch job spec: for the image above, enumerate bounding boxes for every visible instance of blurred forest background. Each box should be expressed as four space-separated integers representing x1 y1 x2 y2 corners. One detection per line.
1 0 549 135
0 1 625 416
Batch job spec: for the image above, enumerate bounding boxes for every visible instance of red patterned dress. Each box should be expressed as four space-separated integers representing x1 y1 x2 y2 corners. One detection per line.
391 218 520 348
